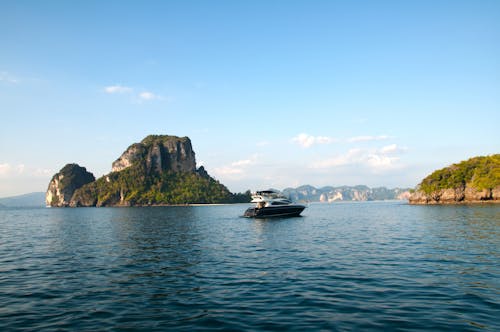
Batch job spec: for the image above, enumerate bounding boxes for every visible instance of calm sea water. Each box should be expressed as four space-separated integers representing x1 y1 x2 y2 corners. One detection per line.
0 202 499 331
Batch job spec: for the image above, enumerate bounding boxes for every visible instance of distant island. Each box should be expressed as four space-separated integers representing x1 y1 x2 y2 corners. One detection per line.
409 154 500 204
282 185 411 203
46 135 251 207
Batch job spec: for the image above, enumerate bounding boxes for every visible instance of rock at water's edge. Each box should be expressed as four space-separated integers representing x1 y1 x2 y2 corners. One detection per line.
408 154 500 205
409 185 500 204
46 164 95 207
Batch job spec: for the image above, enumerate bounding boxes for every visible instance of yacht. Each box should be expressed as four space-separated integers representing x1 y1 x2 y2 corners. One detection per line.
243 190 306 218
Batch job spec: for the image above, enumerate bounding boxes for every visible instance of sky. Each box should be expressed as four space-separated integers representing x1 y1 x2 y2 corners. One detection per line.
1 0 499 197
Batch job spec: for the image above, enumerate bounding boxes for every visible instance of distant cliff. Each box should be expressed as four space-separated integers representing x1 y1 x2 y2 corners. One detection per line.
46 135 250 207
409 155 500 204
282 185 411 203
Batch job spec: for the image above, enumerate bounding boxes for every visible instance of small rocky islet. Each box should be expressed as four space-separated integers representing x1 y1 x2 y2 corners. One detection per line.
409 154 500 204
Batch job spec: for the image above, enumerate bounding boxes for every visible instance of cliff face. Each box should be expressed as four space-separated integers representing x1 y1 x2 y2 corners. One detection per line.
409 155 500 204
46 164 95 207
112 135 196 174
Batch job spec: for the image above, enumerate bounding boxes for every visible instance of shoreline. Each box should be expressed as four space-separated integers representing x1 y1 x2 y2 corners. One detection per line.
409 200 500 205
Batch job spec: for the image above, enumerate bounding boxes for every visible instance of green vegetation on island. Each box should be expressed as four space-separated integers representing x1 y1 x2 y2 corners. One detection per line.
418 155 500 194
409 154 500 204
46 135 251 207
72 165 250 206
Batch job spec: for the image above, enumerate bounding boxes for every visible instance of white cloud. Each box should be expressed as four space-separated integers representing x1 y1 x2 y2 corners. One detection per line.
0 163 12 176
104 85 133 94
311 144 406 172
214 166 245 176
0 71 19 84
348 135 390 143
0 163 26 176
213 155 259 177
311 149 364 168
0 163 51 178
292 133 335 148
103 85 165 102
366 154 399 169
139 91 159 100
380 144 407 154
231 159 254 167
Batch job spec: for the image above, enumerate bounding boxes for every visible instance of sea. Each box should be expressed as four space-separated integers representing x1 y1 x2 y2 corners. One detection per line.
0 201 499 331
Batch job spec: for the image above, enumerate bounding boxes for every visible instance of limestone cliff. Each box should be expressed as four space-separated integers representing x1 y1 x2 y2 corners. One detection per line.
409 154 500 204
46 164 95 207
409 186 500 204
284 185 411 202
112 135 196 174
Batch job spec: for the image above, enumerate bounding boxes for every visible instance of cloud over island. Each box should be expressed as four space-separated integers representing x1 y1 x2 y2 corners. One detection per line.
103 85 133 94
291 133 336 148
311 144 407 173
213 155 260 178
291 133 394 148
103 84 161 101
347 135 391 143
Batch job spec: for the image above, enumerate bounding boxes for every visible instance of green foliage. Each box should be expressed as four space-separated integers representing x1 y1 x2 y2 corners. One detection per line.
72 163 251 206
231 190 252 203
57 163 95 189
71 182 99 206
141 171 234 205
418 155 500 194
141 135 190 147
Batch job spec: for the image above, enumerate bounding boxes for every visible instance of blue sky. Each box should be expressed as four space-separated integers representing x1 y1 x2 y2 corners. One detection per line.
1 0 499 197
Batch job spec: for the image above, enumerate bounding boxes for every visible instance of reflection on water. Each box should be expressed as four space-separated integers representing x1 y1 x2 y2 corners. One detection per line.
0 203 499 331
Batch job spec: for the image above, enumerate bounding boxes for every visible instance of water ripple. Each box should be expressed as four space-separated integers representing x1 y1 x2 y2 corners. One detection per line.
0 203 499 331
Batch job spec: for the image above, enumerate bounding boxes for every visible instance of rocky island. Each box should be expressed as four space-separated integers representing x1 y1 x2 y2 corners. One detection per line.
46 135 250 207
409 154 500 204
46 164 95 207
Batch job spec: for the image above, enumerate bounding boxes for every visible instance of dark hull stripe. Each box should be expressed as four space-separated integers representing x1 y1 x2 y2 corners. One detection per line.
244 205 305 218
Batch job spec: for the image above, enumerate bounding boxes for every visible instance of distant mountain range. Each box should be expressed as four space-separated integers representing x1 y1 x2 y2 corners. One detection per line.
1 185 411 207
0 192 46 207
282 185 411 203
